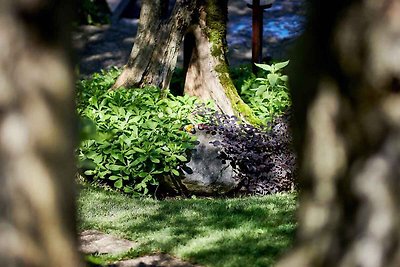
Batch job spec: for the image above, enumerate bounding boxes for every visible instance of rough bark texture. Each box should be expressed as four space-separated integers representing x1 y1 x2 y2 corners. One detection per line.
0 1 81 266
112 0 197 90
184 0 260 125
277 1 400 267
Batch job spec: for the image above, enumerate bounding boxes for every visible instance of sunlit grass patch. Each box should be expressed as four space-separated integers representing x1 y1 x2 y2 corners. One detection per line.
78 184 297 267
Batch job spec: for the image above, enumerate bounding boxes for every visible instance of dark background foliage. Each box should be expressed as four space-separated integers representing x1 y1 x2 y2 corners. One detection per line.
78 0 111 25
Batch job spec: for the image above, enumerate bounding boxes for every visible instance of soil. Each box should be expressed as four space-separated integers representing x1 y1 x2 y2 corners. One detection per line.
79 230 138 255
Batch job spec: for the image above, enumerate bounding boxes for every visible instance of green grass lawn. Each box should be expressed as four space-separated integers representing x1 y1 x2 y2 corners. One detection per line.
78 185 297 267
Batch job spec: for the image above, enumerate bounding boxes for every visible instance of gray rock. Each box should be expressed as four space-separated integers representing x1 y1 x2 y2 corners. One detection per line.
115 254 202 267
161 127 239 196
79 230 137 255
182 130 238 195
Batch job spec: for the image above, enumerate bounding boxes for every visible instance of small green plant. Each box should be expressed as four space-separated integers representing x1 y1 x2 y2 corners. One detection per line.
230 64 255 92
76 68 211 196
77 0 111 25
239 61 291 123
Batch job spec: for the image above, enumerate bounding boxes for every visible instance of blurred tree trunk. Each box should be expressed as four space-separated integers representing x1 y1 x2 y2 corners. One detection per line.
0 1 81 266
112 0 197 90
277 1 400 267
183 0 258 124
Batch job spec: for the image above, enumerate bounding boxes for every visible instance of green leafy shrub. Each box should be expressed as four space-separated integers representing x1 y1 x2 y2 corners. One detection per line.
237 61 291 123
77 68 209 196
230 64 256 92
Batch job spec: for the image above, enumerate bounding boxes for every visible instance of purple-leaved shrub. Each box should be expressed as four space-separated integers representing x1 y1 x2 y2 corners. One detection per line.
195 109 296 195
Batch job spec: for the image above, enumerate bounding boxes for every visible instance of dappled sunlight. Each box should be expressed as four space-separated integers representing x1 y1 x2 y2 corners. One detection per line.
78 185 296 266
175 222 293 267
74 1 300 266
73 24 137 76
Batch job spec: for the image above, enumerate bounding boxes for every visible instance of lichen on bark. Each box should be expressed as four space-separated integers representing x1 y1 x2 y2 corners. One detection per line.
204 0 227 58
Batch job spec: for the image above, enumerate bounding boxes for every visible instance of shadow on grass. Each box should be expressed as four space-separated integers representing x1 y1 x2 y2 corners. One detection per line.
78 185 297 267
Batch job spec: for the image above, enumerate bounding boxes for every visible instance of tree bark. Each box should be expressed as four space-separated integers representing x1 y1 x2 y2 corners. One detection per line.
183 0 259 124
0 1 81 266
112 0 197 90
277 1 400 267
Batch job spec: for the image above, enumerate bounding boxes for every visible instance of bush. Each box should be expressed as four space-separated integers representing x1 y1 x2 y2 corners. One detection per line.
234 61 291 124
196 109 296 195
77 68 210 196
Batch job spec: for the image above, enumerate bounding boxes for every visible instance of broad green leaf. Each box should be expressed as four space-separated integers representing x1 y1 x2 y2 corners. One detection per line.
273 60 289 71
114 179 123 189
130 125 139 138
134 183 144 190
143 186 149 195
143 174 153 182
267 73 279 87
109 175 120 181
175 155 187 162
150 157 160 163
84 170 97 175
171 169 180 176
85 151 97 158
132 155 147 166
124 187 133 193
108 164 124 171
98 170 110 178
256 85 267 97
255 78 268 83
254 63 272 72
131 116 141 123
111 151 124 162
165 107 173 115
280 75 289 82
145 120 158 130
132 147 146 153
88 96 98 108
138 172 148 178
118 107 126 116
120 134 132 146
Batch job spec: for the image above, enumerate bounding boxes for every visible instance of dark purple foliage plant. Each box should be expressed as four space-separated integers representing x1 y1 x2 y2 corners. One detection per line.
195 108 296 195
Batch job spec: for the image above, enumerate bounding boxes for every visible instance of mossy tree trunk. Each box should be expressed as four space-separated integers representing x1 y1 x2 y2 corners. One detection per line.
277 1 400 267
112 0 197 90
183 0 259 124
0 1 81 266
113 0 258 124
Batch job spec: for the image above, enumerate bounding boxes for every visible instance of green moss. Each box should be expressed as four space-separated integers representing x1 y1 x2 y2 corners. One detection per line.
215 64 262 125
205 0 228 59
218 71 263 126
204 0 262 126
214 63 229 74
